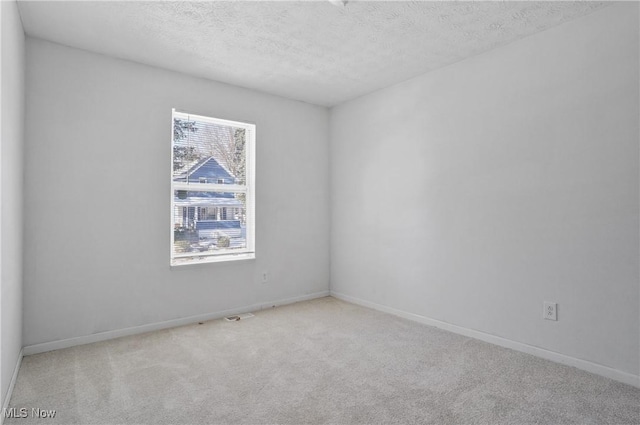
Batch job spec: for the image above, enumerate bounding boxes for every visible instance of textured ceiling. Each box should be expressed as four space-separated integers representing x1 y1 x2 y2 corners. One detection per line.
18 1 609 106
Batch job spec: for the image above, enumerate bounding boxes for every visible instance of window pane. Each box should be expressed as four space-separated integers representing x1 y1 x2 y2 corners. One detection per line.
171 110 254 265
173 117 246 185
173 190 247 258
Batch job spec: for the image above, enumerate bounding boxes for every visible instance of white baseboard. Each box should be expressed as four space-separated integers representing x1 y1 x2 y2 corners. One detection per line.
330 291 640 389
23 291 330 356
1 348 24 425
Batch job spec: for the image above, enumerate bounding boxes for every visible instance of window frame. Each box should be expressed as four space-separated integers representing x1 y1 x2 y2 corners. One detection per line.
170 109 256 266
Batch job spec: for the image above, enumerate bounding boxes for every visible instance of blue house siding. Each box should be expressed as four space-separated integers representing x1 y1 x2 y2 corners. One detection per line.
196 220 242 238
174 157 234 185
174 157 235 199
196 220 241 231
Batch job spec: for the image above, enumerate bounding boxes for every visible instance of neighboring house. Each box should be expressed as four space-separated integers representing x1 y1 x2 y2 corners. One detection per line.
173 156 243 239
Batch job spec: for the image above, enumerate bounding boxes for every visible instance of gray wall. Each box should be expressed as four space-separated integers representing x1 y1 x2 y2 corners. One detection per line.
1 0 25 404
330 3 639 376
23 39 330 346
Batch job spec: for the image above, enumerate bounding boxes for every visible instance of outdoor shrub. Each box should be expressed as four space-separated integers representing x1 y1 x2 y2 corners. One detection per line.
174 240 190 253
217 234 230 248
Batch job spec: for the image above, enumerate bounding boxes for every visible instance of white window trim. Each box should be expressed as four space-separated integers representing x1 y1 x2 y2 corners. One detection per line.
170 109 256 266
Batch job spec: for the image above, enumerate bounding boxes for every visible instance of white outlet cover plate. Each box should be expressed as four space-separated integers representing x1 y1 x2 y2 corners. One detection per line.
544 302 557 321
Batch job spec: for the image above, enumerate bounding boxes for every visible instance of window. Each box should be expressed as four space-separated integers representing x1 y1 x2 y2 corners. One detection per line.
171 110 255 265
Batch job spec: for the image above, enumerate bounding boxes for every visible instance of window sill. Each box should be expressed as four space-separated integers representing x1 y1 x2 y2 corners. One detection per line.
170 252 255 267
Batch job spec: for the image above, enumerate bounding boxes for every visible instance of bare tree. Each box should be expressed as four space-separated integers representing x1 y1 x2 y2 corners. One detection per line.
200 124 246 184
173 118 199 172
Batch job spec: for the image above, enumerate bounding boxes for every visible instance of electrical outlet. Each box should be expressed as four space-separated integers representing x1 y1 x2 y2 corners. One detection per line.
262 271 268 283
543 302 557 321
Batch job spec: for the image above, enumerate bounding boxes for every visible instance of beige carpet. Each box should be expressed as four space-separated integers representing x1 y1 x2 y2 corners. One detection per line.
6 297 639 424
